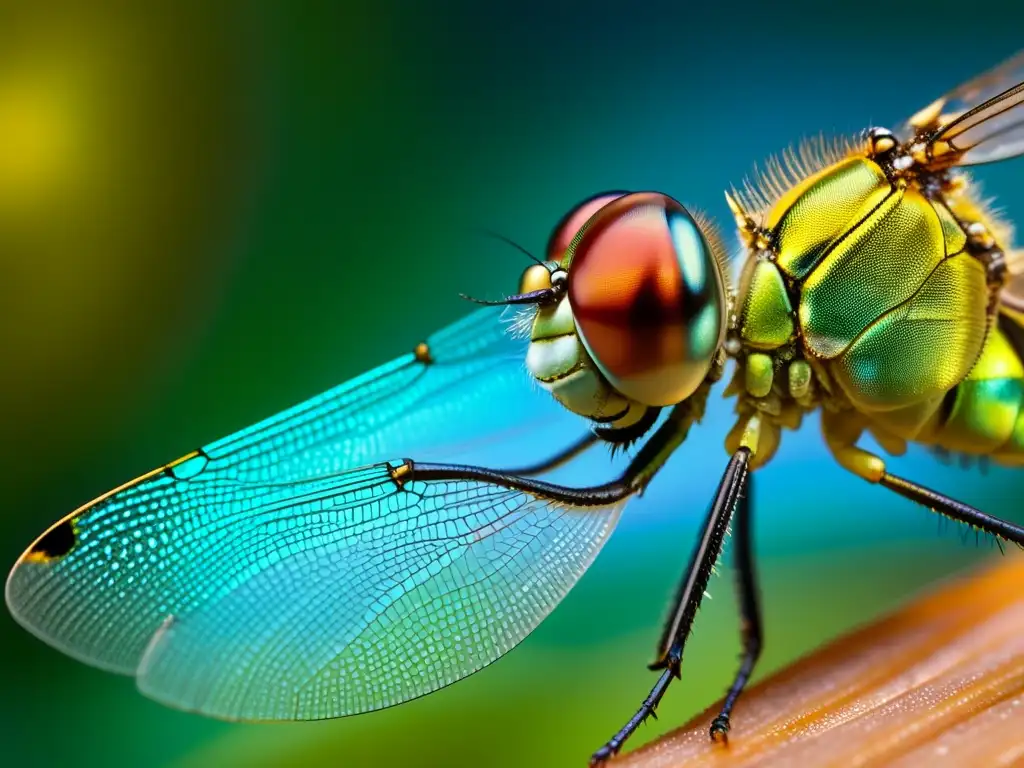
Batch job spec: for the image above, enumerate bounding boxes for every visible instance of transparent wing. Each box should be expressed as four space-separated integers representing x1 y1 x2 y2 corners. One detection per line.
906 50 1024 134
1004 270 1024 308
6 304 606 684
195 305 571 481
901 50 1024 168
8 460 624 720
924 81 1024 166
999 274 1024 399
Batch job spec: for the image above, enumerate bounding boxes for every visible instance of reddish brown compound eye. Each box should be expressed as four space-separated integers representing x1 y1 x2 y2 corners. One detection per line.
546 191 628 262
567 192 726 406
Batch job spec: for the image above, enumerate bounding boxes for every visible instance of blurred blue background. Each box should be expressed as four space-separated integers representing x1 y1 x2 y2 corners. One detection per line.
1 1 1022 766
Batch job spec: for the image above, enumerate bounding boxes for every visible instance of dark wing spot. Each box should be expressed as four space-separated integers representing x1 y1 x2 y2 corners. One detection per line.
27 518 77 562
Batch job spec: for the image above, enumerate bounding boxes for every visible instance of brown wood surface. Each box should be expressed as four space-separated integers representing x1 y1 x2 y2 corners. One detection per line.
615 556 1024 768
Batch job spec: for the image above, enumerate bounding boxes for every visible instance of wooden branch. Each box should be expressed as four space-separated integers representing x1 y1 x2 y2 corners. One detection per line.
616 556 1024 767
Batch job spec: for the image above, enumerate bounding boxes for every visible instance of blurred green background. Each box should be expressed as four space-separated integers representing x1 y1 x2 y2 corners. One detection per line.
2 2 1023 766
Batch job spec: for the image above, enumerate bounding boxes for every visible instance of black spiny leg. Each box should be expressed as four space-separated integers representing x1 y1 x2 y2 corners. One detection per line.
710 470 762 742
590 448 752 766
880 471 1024 547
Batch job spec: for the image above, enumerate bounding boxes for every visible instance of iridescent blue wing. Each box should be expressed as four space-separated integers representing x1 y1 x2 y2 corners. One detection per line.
193 305 571 480
6 305 625 718
136 472 623 720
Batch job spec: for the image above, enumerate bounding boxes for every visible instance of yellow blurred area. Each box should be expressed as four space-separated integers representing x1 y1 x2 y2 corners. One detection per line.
0 69 78 209
0 5 261 472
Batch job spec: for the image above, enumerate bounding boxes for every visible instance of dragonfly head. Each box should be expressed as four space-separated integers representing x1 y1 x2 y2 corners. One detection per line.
525 191 728 432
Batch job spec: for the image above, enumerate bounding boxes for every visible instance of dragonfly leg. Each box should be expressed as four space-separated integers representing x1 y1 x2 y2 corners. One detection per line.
824 411 1024 548
879 472 1024 548
590 448 752 766
709 470 763 742
500 432 599 477
414 381 715 507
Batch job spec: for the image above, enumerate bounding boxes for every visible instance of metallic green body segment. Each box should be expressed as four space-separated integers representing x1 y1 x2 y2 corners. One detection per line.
738 259 794 350
736 146 1017 471
930 328 1024 455
934 200 968 256
800 186 948 360
745 353 774 398
758 149 989 420
965 324 1024 381
999 406 1024 463
987 321 1024 463
769 157 892 280
787 360 812 398
832 252 988 412
945 378 1023 452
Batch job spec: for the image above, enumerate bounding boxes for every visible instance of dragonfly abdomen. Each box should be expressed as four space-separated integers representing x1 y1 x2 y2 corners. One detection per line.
913 323 1024 465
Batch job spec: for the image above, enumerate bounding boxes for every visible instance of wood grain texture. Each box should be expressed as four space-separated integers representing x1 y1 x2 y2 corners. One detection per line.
616 556 1024 768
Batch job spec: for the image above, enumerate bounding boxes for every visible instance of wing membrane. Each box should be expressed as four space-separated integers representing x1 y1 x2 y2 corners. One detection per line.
1000 270 1024 364
914 51 1024 129
197 305 564 481
6 304 608 692
1003 272 1024 315
9 460 625 719
902 50 1024 168
927 81 1024 166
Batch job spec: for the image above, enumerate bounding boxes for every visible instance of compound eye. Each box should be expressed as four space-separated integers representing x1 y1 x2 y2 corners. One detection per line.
567 192 726 406
546 191 628 262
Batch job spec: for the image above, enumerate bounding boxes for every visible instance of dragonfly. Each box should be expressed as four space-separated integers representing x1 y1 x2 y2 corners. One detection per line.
8 51 1024 765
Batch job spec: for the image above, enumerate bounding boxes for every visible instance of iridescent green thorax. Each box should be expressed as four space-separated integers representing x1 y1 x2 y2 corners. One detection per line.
728 147 1021 469
770 157 988 412
736 258 794 351
769 156 891 280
